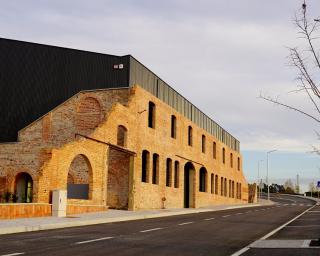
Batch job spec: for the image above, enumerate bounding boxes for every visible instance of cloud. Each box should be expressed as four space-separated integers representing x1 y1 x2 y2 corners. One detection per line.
1 0 320 154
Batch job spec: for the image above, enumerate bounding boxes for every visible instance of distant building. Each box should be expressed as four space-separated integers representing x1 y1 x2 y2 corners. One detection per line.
0 38 248 212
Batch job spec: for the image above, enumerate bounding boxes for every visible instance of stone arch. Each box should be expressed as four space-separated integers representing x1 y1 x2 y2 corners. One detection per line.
76 96 102 134
184 162 195 208
14 172 33 203
67 154 93 200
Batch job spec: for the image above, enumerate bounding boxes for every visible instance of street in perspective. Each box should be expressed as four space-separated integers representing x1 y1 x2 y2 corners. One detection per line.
1 0 320 255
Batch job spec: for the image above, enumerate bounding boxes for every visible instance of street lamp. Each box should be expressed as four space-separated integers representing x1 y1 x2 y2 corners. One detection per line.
267 150 277 201
257 160 264 201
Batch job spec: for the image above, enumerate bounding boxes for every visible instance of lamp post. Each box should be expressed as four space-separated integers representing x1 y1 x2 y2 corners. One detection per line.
257 160 264 201
267 150 277 201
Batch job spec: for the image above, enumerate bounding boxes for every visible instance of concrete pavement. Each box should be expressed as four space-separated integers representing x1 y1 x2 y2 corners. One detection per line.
0 200 273 235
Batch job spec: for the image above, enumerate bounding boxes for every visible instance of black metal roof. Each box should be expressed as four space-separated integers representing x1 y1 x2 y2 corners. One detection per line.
0 38 239 151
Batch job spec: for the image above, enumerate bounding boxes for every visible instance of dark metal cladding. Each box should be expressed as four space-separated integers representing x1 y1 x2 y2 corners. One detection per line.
0 38 130 142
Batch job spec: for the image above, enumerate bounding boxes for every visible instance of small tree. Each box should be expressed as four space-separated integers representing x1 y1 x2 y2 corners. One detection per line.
260 1 320 152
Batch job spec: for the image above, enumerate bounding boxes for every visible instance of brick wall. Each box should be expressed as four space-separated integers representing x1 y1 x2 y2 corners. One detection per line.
107 148 130 209
0 85 248 212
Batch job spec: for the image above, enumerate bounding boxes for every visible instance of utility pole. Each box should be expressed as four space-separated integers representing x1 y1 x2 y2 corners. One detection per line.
257 160 264 201
267 150 277 201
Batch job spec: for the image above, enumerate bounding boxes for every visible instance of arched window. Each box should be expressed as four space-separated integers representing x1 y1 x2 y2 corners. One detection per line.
202 135 206 153
199 167 207 192
222 148 226 164
117 125 127 147
152 153 159 184
15 172 33 203
171 115 177 139
188 126 193 146
232 181 235 198
215 175 219 195
67 154 92 200
229 180 232 197
230 153 233 168
239 183 242 199
236 182 239 199
224 178 227 197
237 157 240 171
174 161 179 188
213 142 216 159
166 158 172 187
148 102 156 128
211 173 214 194
141 150 150 183
220 177 224 196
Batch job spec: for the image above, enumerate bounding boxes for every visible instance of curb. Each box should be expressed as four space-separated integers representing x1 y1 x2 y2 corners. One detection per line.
0 202 272 235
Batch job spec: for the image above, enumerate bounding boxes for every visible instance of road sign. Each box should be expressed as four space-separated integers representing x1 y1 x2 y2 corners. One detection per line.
317 181 320 188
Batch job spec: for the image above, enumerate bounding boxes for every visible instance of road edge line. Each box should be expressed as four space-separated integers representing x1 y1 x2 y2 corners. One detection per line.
230 204 316 256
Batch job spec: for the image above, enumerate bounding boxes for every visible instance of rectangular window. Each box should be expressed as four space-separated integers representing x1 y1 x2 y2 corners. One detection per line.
152 154 159 184
222 148 226 164
174 161 179 188
188 126 193 146
166 158 172 187
141 150 150 183
202 135 206 153
171 115 177 138
213 142 216 159
230 153 233 168
148 102 156 128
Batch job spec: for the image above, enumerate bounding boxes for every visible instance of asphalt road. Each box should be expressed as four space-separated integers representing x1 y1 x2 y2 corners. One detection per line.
0 195 317 256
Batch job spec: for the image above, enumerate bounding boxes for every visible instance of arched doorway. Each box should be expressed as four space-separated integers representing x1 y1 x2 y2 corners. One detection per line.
67 154 92 200
15 172 33 203
184 162 195 208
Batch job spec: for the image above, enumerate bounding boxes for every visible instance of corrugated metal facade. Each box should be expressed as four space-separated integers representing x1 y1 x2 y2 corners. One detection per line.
129 57 240 152
0 38 130 142
0 38 239 151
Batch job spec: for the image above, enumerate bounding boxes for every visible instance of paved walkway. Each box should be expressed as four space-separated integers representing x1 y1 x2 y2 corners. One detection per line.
0 200 273 235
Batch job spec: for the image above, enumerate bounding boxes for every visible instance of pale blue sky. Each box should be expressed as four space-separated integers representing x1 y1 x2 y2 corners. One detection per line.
1 0 320 191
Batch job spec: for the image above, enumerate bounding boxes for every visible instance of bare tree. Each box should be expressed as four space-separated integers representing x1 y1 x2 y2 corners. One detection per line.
260 1 320 127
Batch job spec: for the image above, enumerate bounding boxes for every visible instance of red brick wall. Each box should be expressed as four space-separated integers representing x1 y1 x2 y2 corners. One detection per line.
0 203 52 219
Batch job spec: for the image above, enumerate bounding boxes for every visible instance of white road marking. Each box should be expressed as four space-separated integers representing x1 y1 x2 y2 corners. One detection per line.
140 227 163 233
286 225 320 228
250 239 312 248
254 209 259 212
230 203 316 255
1 253 25 256
246 211 251 213
178 222 193 226
75 237 113 245
236 212 243 215
204 217 215 221
230 247 250 256
222 215 231 218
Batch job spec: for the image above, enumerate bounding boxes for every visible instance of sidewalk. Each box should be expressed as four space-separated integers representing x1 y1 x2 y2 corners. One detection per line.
0 200 273 235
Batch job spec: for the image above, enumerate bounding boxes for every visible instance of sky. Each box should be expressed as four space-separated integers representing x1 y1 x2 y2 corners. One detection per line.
1 0 320 192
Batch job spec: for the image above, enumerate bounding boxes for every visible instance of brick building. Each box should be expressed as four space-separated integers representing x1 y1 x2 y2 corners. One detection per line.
0 38 248 211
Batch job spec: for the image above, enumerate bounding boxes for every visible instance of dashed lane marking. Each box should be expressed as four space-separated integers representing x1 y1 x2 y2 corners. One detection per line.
1 253 25 256
178 222 193 226
236 212 243 215
75 237 113 245
204 217 215 221
140 228 163 233
222 215 231 218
